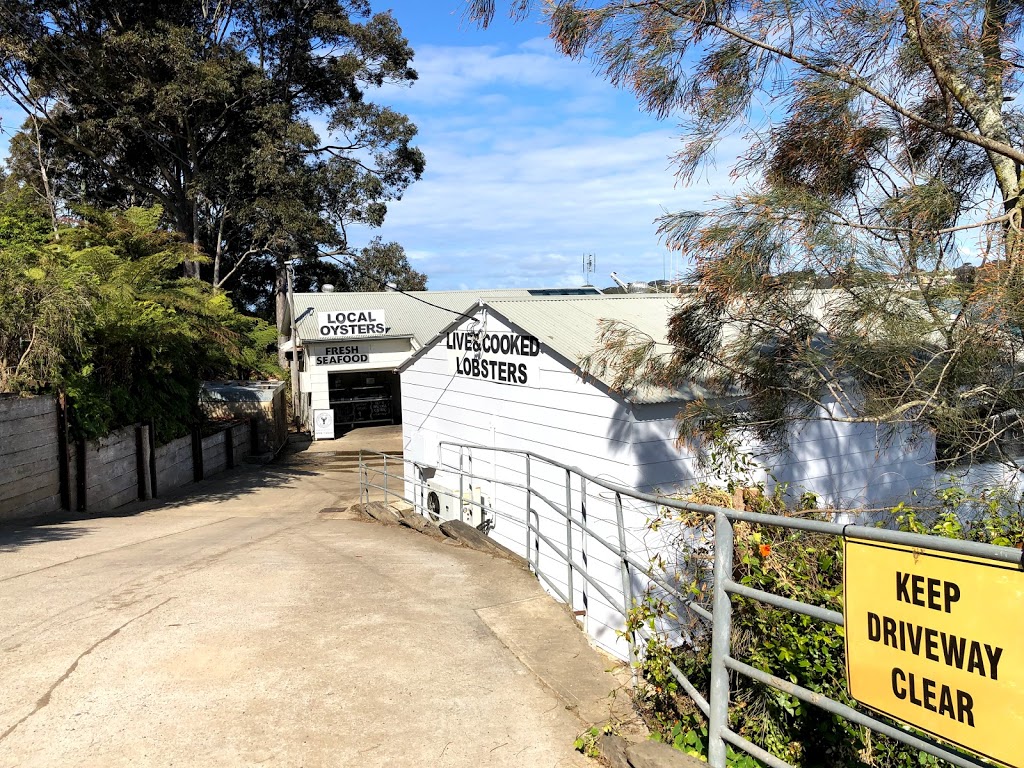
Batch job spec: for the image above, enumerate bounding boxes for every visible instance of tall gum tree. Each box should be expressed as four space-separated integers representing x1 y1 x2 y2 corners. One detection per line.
471 0 1024 468
0 0 425 352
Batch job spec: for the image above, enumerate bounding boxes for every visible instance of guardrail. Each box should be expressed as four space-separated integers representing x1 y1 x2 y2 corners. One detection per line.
359 442 1021 768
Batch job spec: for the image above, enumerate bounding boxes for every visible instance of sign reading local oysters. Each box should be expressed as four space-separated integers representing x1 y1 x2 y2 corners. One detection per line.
317 310 386 337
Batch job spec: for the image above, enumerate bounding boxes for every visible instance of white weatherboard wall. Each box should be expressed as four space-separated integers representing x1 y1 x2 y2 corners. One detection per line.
631 400 936 508
402 311 660 659
402 307 950 661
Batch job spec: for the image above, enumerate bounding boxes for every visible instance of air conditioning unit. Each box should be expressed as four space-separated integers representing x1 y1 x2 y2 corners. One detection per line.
425 479 492 531
425 479 458 523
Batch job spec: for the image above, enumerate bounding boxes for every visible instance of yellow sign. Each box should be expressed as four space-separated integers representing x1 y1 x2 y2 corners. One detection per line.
844 539 1024 767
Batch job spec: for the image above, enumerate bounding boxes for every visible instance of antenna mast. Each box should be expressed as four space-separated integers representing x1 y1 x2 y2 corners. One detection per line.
583 254 596 285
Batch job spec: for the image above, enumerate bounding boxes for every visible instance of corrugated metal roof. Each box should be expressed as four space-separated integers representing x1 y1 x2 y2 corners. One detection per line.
290 289 536 345
486 294 672 365
483 294 700 404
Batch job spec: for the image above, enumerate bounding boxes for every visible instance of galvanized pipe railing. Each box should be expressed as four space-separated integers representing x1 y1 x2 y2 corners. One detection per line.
358 443 1021 768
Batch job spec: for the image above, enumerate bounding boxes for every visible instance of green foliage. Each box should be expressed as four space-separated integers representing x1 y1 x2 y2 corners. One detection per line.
572 724 613 758
0 198 280 440
2 0 425 316
0 188 93 393
895 484 1024 549
344 237 427 292
627 478 1018 767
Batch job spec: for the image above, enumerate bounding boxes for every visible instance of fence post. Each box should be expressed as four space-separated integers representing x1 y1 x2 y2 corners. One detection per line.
708 511 735 768
135 425 147 501
383 453 389 504
580 475 589 615
532 507 540 571
75 436 87 512
525 454 532 568
249 417 259 457
147 419 158 498
56 398 71 511
565 468 574 611
191 427 204 482
615 491 638 685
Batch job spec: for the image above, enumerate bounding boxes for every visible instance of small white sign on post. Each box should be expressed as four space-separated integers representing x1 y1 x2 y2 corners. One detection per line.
313 409 335 440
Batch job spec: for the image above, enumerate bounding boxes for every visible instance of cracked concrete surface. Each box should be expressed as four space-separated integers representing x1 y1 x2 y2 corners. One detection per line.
0 429 608 767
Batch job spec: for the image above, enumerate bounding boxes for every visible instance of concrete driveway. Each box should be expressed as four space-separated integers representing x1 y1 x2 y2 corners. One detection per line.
0 432 621 767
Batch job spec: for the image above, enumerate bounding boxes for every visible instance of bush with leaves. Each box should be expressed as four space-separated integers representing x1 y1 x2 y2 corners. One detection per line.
0 186 91 393
1 196 281 440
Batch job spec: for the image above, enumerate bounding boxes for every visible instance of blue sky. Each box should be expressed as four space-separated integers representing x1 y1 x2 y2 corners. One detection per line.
363 1 739 290
0 2 742 291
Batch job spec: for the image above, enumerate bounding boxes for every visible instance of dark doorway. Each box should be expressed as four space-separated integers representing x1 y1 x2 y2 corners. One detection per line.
327 370 402 432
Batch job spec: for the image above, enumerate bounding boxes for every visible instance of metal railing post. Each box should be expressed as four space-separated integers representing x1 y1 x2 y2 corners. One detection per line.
426 439 1019 768
532 507 540 571
581 475 589 619
525 454 532 568
359 450 365 505
383 453 388 504
565 468 574 610
708 511 735 768
615 492 639 685
459 447 465 522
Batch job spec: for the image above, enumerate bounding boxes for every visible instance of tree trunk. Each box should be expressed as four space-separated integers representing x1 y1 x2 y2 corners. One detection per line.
275 255 290 369
185 199 202 279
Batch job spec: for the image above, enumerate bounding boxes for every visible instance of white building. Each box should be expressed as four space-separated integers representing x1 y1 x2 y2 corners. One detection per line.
398 294 937 658
400 294 935 507
281 288 601 437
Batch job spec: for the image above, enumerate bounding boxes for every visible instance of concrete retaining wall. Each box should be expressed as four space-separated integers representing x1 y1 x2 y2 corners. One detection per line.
202 431 228 477
201 381 287 458
0 396 62 522
0 395 256 523
155 433 194 495
232 423 250 463
82 425 147 514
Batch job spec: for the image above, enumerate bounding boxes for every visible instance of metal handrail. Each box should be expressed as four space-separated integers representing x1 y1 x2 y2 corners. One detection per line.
359 444 1020 768
435 441 1024 565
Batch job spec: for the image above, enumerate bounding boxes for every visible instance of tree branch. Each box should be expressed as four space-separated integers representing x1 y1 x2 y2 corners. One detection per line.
636 0 1024 167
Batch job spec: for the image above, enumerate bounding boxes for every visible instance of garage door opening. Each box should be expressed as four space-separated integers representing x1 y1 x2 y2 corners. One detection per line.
327 370 402 433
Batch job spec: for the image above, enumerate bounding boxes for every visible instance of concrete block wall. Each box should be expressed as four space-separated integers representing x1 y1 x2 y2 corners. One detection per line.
155 433 194 494
231 422 250 462
0 395 256 523
0 396 62 522
82 425 149 514
201 430 228 476
269 386 288 455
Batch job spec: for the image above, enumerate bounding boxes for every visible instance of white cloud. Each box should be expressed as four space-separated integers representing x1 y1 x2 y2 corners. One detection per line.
380 37 611 106
355 121 746 288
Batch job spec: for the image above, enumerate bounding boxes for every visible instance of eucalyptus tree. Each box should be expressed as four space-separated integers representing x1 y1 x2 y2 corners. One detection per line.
0 0 425 341
471 0 1024 467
